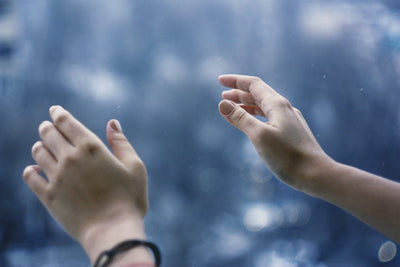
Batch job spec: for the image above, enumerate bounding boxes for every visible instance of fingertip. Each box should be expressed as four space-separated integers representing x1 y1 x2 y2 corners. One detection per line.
23 165 48 200
31 141 43 156
38 120 54 134
109 119 122 133
23 165 41 182
23 166 31 180
49 105 63 114
219 100 236 115
218 74 230 84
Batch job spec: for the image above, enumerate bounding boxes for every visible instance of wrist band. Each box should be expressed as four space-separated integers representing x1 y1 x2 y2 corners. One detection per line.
94 239 161 267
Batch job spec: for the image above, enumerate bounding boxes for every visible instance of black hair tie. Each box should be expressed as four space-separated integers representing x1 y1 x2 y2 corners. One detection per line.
94 239 161 267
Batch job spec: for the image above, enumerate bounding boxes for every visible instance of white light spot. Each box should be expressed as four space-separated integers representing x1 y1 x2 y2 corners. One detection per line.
61 66 128 103
378 241 397 262
255 251 297 267
299 4 346 40
153 54 187 83
243 204 281 232
215 231 251 257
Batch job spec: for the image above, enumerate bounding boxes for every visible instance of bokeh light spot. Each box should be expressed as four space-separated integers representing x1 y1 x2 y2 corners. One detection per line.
243 204 282 232
378 240 397 262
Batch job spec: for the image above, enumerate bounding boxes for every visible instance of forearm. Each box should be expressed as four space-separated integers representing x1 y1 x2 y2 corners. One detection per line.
218 74 400 243
307 158 400 243
80 215 154 266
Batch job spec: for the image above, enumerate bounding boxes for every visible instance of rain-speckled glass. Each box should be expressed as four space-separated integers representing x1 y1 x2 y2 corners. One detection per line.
1 0 400 266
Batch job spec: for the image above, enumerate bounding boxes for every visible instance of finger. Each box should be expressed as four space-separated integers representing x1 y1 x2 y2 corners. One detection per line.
219 74 292 122
39 121 73 159
240 105 266 117
106 120 142 172
49 105 95 146
31 141 57 176
219 100 268 137
222 89 257 106
218 74 271 93
23 165 48 202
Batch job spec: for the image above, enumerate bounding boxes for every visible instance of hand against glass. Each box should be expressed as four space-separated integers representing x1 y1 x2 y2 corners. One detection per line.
218 74 400 243
218 74 331 194
23 106 151 264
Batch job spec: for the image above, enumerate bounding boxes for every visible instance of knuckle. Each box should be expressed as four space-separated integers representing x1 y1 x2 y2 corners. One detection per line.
275 97 291 109
249 76 262 84
62 153 77 166
79 140 100 156
129 158 147 175
247 76 263 88
259 99 272 117
112 133 128 143
234 110 247 126
135 159 146 171
44 190 56 204
293 107 302 115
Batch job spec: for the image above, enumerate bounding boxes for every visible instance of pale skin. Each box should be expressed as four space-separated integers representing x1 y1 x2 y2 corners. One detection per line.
23 74 399 266
218 74 400 243
23 106 154 266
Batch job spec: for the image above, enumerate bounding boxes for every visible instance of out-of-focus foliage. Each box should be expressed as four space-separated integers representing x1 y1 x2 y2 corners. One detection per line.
1 0 400 266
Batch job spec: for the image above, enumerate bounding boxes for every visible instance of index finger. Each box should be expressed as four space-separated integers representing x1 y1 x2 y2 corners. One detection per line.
218 74 278 96
49 105 95 146
218 74 292 121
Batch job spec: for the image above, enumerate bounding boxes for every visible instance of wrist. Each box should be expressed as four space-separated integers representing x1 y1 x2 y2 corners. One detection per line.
294 152 337 197
79 214 153 265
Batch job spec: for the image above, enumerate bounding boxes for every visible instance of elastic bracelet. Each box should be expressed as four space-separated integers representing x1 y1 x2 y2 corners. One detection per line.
93 239 161 267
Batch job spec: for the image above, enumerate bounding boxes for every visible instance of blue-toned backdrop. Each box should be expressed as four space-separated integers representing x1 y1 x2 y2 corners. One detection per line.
1 0 400 266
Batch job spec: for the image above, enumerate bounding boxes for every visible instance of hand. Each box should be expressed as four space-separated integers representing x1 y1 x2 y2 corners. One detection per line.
23 106 151 264
218 74 332 193
218 75 400 243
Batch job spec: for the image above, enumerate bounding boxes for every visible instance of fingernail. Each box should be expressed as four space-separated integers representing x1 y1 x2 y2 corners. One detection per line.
110 119 122 133
221 90 229 96
49 105 61 113
220 101 235 115
32 165 41 174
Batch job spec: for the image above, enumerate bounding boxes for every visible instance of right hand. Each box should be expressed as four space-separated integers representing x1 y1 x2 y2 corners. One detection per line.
218 74 332 193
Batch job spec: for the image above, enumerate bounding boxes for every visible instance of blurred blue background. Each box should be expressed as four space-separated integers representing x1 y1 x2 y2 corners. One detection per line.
1 0 400 266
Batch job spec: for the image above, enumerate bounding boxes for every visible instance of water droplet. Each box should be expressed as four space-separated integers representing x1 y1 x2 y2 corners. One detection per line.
360 88 364 92
322 74 327 79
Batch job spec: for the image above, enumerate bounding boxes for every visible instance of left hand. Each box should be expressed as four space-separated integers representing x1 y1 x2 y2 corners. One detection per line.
23 105 150 263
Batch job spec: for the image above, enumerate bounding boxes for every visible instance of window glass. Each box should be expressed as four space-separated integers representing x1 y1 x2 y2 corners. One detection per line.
1 0 400 266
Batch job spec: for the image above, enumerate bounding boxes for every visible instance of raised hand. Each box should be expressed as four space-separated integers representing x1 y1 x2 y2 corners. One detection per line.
23 105 152 264
218 74 331 193
218 74 400 243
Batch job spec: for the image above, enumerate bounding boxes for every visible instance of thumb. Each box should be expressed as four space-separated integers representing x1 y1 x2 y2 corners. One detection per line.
106 119 140 169
219 100 264 137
